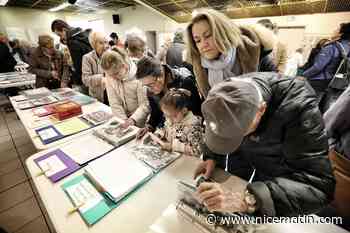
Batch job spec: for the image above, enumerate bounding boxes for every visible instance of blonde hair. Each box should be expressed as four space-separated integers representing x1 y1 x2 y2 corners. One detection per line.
88 31 106 50
185 9 243 97
101 46 129 71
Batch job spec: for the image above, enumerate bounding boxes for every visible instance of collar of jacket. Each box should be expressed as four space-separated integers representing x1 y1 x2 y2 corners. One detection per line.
36 47 59 59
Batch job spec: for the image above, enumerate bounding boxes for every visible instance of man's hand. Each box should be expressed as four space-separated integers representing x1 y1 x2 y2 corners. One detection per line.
196 182 248 213
194 159 216 179
121 118 135 129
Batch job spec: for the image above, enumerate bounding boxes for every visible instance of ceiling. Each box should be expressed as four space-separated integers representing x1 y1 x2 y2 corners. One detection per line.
4 0 350 22
5 0 136 13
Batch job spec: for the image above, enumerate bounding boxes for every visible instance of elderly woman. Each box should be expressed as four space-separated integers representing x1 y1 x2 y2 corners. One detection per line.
82 31 109 103
29 34 68 89
186 9 276 98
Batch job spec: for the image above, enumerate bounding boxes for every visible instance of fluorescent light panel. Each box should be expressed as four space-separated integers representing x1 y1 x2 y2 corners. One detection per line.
49 2 71 12
0 0 9 6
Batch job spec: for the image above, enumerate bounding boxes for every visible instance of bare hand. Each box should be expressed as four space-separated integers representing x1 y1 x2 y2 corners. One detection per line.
61 81 69 88
51 71 59 80
196 182 248 213
194 160 216 179
136 127 150 140
121 118 135 129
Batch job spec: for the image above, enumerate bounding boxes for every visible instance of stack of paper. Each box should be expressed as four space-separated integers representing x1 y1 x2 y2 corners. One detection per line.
22 87 52 99
84 147 154 203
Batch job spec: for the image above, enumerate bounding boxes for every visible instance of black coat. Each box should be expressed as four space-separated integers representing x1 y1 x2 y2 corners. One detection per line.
166 42 185 68
204 72 335 217
66 27 92 85
0 42 16 73
147 65 202 129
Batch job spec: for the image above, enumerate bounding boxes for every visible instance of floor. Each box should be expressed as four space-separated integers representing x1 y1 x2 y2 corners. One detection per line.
0 105 53 233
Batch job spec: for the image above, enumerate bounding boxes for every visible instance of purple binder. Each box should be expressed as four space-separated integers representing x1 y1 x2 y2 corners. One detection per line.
34 149 80 182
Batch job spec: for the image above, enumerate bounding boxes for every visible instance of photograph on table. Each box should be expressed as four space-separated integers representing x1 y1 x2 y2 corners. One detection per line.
93 118 138 147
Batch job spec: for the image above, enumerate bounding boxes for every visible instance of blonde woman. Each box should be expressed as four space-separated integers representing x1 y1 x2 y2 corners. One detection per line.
186 9 276 98
101 47 149 128
82 31 109 103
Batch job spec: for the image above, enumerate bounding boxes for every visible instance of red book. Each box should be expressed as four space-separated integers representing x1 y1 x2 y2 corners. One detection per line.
52 101 82 121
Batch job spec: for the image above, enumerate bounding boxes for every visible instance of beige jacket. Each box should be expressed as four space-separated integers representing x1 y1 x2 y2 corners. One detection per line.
155 112 203 157
105 60 150 127
272 40 288 73
82 51 105 102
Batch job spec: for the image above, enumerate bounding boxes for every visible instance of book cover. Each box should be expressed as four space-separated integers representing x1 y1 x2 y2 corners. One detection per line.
35 125 64 144
17 100 35 110
54 117 91 136
93 118 138 147
32 105 55 117
70 94 95 106
31 95 58 107
81 110 113 126
33 149 80 182
22 87 51 99
62 174 117 226
52 101 82 121
130 144 181 172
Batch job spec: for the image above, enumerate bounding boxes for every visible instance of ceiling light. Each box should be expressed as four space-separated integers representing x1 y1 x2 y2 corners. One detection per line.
48 2 71 12
0 0 9 6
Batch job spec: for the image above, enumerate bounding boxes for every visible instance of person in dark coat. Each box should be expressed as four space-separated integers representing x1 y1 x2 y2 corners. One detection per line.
51 19 92 93
303 22 350 104
28 35 68 89
194 72 335 217
0 34 17 73
135 56 202 139
166 29 185 68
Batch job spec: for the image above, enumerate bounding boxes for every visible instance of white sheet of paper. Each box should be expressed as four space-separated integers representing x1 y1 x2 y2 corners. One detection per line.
85 147 153 201
33 108 48 115
61 134 114 165
38 128 59 141
37 155 67 177
65 179 103 213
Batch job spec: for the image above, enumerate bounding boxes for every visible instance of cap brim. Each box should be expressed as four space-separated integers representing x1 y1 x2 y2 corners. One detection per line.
204 123 244 155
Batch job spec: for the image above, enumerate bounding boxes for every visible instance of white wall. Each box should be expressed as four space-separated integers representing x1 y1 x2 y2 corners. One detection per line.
0 7 65 44
0 5 180 46
232 12 350 35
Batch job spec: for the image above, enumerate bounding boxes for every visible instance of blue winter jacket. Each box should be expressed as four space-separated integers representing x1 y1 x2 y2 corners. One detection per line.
303 39 350 80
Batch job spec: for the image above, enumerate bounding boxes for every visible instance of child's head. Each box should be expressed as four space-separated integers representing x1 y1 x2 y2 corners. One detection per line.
160 88 192 123
101 46 129 80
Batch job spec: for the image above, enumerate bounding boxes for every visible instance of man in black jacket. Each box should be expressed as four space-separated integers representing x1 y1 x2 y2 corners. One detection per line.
0 34 17 73
194 72 335 217
51 19 92 93
135 56 202 138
